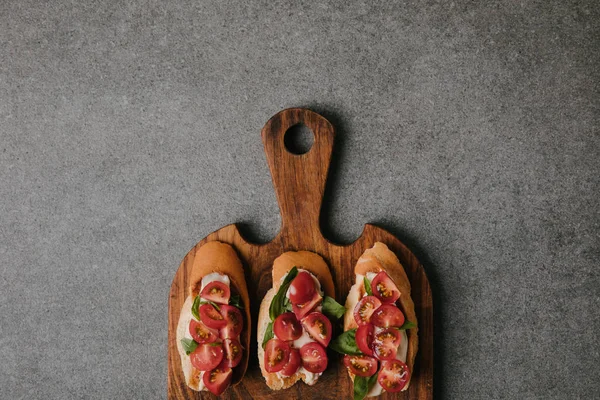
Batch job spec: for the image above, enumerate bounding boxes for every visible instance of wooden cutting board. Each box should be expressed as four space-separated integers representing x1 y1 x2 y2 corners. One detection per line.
168 108 433 399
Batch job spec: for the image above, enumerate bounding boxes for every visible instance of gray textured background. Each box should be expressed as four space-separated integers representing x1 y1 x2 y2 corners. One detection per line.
1 0 599 399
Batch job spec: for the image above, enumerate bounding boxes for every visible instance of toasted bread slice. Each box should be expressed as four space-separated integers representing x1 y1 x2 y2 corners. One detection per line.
176 241 251 390
257 251 334 389
343 242 418 391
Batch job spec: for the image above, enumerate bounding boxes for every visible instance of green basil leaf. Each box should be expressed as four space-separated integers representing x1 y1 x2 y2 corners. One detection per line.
269 267 298 321
353 373 378 400
354 376 368 400
368 372 378 388
199 300 221 311
180 338 198 355
330 329 362 355
229 294 244 309
209 341 223 347
281 267 299 286
322 296 346 320
191 296 201 320
363 276 373 296
398 320 417 330
283 297 293 312
262 322 274 349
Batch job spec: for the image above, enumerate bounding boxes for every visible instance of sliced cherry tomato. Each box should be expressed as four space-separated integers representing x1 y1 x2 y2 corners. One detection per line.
289 271 317 304
292 291 322 320
301 312 332 347
372 328 401 360
200 281 230 304
203 366 232 396
199 303 227 329
222 338 243 368
356 324 375 356
378 360 410 393
188 319 218 344
371 304 405 328
264 338 290 373
273 312 302 341
353 296 382 326
343 354 378 377
219 305 244 339
299 342 328 373
371 271 400 304
280 348 301 377
190 342 224 371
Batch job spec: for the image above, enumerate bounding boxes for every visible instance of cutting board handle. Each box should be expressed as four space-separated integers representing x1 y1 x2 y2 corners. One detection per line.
262 108 334 246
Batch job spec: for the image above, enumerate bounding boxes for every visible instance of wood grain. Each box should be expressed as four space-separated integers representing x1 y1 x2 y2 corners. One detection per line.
168 108 433 399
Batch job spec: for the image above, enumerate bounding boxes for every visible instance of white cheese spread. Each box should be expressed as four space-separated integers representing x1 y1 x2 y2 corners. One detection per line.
293 330 315 348
200 272 230 292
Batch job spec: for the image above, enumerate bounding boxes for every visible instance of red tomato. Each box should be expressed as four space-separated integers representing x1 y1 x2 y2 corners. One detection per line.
219 305 244 339
188 319 218 344
222 338 243 368
292 291 322 320
355 324 375 356
371 271 400 304
273 312 302 341
353 296 382 326
371 304 405 328
264 338 290 373
378 360 411 393
190 342 224 371
343 354 378 377
372 328 402 360
288 271 317 304
280 348 301 377
200 281 230 304
301 312 332 347
203 366 232 396
199 303 227 329
299 342 328 373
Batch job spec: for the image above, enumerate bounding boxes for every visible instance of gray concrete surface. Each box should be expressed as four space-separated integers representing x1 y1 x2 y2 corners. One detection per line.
1 1 599 399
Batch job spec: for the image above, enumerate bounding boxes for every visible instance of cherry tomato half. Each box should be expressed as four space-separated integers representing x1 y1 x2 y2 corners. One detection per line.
353 296 382 326
372 328 401 360
199 303 227 329
222 338 243 368
355 324 375 356
292 291 323 320
378 360 410 393
190 342 224 371
301 312 332 347
264 338 291 373
343 354 378 377
273 312 302 341
370 304 405 328
200 281 230 304
219 305 244 339
288 271 317 305
280 348 301 377
371 271 400 304
203 366 232 396
299 342 328 373
189 319 218 344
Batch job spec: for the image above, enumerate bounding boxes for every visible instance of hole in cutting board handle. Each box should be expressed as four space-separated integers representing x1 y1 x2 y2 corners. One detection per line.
284 123 314 155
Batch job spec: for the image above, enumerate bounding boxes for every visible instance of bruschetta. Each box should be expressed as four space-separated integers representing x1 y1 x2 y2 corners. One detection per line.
331 242 418 399
175 241 251 396
257 251 345 390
